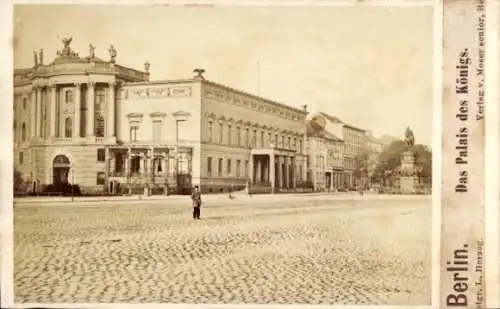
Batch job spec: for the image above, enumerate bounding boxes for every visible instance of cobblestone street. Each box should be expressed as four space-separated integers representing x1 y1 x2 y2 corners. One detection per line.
14 195 431 305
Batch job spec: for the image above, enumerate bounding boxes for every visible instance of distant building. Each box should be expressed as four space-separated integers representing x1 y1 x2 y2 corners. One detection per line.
364 130 384 186
13 38 308 195
306 120 344 191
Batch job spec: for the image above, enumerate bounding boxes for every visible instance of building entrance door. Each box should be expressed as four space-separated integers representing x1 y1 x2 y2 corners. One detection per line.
325 172 332 190
52 155 70 185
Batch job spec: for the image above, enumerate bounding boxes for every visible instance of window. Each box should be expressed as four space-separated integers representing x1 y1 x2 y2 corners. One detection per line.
21 123 26 141
260 131 264 148
227 125 232 145
236 160 241 177
245 128 249 147
293 138 297 150
245 160 249 177
23 98 27 109
253 130 257 146
96 172 105 185
95 89 105 106
129 126 138 142
97 148 106 162
236 127 241 146
64 117 72 138
218 123 223 144
268 133 272 147
152 120 162 141
208 121 213 142
95 114 105 137
298 140 302 153
281 136 285 148
65 90 73 104
288 137 291 149
227 159 232 176
155 158 163 173
207 157 212 176
19 152 23 164
218 158 223 176
275 134 278 147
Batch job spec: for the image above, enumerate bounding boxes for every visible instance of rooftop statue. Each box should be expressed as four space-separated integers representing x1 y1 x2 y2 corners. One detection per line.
39 49 44 65
89 44 95 59
33 50 38 67
108 45 117 63
61 37 73 56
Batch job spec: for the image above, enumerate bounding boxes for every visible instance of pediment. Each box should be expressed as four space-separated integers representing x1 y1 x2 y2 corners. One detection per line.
173 110 191 118
126 113 144 119
149 112 167 118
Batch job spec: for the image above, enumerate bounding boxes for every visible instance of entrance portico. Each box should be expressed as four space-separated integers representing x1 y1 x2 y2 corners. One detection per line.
249 147 297 193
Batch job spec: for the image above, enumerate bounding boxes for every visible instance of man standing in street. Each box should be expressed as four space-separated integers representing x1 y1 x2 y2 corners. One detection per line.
191 185 202 220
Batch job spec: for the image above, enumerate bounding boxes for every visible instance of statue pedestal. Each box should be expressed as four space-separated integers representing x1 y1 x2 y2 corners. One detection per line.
399 150 417 194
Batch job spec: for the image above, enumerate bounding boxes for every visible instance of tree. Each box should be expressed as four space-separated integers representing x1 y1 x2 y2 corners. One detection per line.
354 150 370 189
372 140 432 185
13 168 25 193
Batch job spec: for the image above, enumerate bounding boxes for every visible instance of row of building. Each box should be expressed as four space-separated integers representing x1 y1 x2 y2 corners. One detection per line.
13 39 396 194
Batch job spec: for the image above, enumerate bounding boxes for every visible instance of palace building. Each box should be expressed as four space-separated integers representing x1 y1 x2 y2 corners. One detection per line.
13 38 308 195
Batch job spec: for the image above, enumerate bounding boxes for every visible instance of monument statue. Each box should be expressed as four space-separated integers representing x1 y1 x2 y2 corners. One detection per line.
108 45 117 63
38 49 44 65
33 50 38 67
144 61 151 72
89 44 95 59
404 126 415 148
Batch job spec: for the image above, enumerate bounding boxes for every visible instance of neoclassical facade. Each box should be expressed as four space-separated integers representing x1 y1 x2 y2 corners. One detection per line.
13 39 308 194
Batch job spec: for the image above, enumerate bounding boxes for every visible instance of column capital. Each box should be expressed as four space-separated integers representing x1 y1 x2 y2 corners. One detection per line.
108 81 117 87
74 82 82 87
88 81 96 88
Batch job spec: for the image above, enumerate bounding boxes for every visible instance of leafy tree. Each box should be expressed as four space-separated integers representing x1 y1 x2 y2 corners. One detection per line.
13 168 25 193
372 140 432 185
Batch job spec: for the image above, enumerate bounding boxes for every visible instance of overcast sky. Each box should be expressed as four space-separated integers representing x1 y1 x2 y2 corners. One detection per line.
13 4 434 146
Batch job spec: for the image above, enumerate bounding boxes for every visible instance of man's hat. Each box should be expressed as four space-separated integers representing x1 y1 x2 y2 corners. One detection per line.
194 185 199 189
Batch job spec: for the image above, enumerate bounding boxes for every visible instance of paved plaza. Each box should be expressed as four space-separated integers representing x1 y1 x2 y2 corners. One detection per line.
13 194 431 305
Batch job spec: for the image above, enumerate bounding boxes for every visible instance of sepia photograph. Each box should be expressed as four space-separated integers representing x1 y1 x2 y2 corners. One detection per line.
9 2 434 306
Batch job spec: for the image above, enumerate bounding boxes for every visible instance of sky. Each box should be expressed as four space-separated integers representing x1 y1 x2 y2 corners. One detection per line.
13 4 434 146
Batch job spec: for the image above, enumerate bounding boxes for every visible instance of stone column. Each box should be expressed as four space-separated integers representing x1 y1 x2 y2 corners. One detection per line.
107 82 116 138
249 154 254 184
35 87 42 136
292 157 297 189
256 157 262 183
278 156 283 189
110 154 116 176
30 88 37 136
124 151 130 176
139 154 145 175
49 85 57 137
269 154 275 193
86 81 95 137
283 156 289 188
263 156 269 182
330 172 334 191
74 83 81 138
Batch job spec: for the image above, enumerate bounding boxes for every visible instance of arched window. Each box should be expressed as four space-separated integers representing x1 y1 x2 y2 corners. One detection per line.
95 114 105 137
21 123 26 141
65 117 72 138
23 98 27 110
